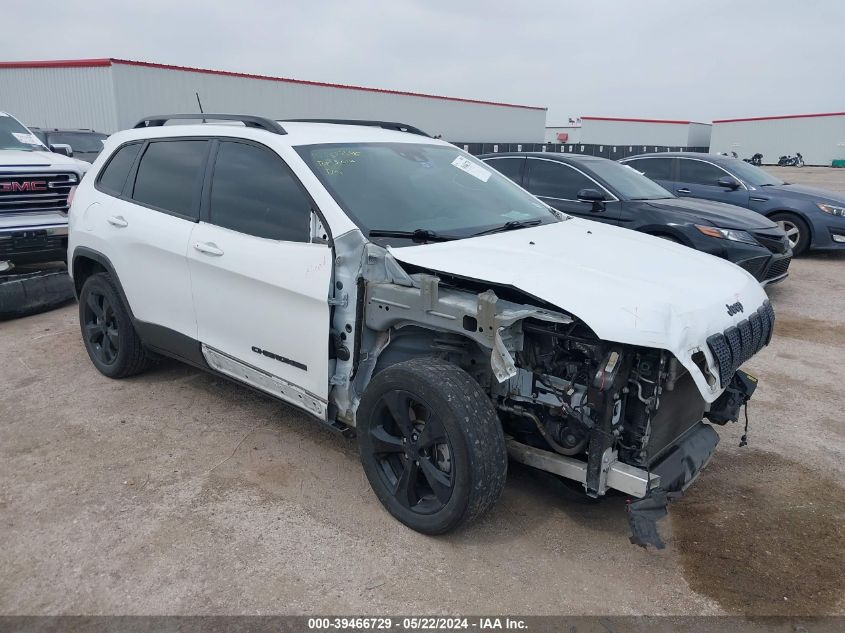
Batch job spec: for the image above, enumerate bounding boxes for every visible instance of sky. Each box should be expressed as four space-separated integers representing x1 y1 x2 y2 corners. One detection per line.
2 0 842 124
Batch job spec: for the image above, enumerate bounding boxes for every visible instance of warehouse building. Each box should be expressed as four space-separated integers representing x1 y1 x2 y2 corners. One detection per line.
710 112 845 166
0 58 547 142
578 116 712 149
544 124 582 144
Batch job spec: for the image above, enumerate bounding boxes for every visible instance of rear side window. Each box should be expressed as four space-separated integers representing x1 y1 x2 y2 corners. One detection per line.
131 140 208 219
678 159 726 186
485 157 525 184
98 143 143 195
208 141 311 242
626 158 674 181
527 159 594 200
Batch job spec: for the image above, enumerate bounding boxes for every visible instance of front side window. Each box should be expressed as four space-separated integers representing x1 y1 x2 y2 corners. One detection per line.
131 140 208 218
721 160 783 187
98 143 143 195
626 158 674 181
585 159 673 200
678 159 727 186
485 157 525 184
527 159 595 200
296 143 557 238
209 141 312 242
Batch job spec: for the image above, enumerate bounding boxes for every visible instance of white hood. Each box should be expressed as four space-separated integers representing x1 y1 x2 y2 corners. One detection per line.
0 149 89 173
389 219 769 402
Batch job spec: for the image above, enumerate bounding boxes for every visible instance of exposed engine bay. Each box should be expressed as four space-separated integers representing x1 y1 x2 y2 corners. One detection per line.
328 238 767 548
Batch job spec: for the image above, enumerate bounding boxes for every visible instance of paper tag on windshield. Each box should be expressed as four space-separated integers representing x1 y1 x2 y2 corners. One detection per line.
12 132 41 145
451 156 491 182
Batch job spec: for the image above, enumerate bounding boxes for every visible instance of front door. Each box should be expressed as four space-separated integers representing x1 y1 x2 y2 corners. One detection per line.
187 139 332 411
675 158 750 206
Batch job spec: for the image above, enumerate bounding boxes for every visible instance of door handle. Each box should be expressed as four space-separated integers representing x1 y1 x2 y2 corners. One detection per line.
106 215 128 228
677 188 691 194
193 241 224 256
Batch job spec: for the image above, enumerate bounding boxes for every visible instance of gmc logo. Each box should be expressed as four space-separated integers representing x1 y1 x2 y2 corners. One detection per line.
0 181 47 192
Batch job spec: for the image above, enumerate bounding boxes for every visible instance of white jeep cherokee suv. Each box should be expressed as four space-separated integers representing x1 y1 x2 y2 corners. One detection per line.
1 111 89 271
69 115 773 547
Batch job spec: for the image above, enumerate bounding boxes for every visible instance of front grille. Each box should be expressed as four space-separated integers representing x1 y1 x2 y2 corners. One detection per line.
707 300 775 387
764 256 792 280
0 172 77 214
752 229 790 254
737 256 768 279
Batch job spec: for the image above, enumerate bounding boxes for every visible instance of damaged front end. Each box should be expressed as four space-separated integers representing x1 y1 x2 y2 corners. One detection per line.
331 238 772 548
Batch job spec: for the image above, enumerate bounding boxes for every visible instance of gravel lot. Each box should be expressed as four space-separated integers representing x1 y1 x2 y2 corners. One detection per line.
1 166 844 616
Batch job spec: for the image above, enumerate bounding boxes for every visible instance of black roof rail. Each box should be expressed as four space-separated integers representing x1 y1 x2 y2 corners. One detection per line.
282 119 430 137
134 114 287 135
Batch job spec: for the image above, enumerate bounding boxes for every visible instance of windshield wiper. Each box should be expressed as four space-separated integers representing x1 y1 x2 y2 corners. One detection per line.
368 228 459 243
470 219 543 237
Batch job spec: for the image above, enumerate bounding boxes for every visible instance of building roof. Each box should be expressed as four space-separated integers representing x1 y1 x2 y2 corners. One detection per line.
581 116 711 126
713 111 845 123
0 58 547 112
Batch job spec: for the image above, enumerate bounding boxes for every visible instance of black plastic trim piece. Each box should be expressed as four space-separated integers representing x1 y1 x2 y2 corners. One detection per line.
135 114 287 135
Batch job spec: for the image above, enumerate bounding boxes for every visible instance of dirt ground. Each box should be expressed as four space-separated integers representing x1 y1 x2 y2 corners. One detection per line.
1 166 844 616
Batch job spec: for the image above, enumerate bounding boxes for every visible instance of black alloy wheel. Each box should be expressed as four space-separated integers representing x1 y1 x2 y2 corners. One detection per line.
82 290 119 365
369 390 454 514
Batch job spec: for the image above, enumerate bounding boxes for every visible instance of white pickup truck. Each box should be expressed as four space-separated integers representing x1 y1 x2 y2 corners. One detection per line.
0 111 89 272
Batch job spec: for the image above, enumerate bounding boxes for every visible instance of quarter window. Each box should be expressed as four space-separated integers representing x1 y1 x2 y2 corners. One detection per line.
527 159 595 200
98 143 143 195
132 140 208 218
626 158 674 181
679 159 726 186
209 141 311 242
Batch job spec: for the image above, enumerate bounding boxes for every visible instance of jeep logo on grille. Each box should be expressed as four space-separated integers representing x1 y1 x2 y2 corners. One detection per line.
1 181 47 192
726 301 744 316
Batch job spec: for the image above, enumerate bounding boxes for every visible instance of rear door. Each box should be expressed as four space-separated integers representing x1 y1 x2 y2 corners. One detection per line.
524 158 620 223
187 138 332 411
91 138 207 340
675 158 750 206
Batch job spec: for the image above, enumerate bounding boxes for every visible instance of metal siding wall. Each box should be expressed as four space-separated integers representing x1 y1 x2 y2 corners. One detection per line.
110 64 545 141
710 116 845 166
0 67 118 132
686 123 712 148
581 119 691 146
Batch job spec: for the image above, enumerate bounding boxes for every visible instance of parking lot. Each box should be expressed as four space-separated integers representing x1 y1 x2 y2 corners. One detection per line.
1 166 843 617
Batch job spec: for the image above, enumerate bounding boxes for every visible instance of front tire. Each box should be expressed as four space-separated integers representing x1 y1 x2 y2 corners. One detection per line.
78 272 152 378
357 358 508 534
770 212 810 256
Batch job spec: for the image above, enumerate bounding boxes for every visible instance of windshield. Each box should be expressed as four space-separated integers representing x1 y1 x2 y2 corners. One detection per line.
0 115 45 151
297 143 561 239
722 159 783 187
586 159 674 200
47 132 108 153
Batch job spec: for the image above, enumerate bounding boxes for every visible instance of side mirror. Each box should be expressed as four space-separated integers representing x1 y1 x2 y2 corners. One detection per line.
717 175 740 190
577 188 606 212
50 143 73 157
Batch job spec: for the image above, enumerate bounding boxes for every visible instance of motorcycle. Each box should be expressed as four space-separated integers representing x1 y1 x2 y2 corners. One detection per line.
777 152 804 167
744 153 763 166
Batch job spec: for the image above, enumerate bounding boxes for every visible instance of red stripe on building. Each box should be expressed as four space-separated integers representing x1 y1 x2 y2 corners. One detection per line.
714 111 845 123
0 58 546 111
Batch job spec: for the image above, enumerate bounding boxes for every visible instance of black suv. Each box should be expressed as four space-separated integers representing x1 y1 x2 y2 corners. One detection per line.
30 128 108 163
481 152 792 286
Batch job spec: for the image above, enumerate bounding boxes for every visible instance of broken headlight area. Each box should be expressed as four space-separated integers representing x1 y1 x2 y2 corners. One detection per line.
494 319 755 548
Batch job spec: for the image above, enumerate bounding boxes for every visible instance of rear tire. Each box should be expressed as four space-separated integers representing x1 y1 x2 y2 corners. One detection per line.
770 212 810 256
78 272 152 378
357 358 508 534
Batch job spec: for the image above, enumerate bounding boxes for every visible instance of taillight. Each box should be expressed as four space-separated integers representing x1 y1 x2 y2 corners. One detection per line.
67 185 77 207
